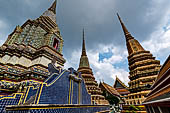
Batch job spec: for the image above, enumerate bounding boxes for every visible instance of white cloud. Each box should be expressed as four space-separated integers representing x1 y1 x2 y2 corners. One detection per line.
0 19 8 46
144 0 170 23
0 40 4 46
64 13 170 86
0 19 7 29
64 49 81 69
142 14 170 63
101 46 127 64
143 28 170 53
103 55 123 64
64 44 129 86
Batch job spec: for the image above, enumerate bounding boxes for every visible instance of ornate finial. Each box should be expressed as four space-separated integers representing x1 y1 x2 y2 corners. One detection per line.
14 25 22 33
82 28 87 56
117 13 133 41
48 0 57 14
42 0 57 23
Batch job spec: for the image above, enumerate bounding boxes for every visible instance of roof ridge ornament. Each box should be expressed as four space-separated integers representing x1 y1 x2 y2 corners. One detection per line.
42 0 57 23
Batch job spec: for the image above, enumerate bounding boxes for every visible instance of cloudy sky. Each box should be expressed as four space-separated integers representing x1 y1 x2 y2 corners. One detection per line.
0 0 169 86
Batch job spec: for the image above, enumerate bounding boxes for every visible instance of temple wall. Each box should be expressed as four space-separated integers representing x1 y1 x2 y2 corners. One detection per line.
32 57 41 66
39 56 51 67
6 105 110 113
21 67 91 105
23 87 38 104
7 56 19 65
37 69 91 105
18 56 32 67
0 66 109 113
0 94 22 113
32 56 57 67
1 55 11 64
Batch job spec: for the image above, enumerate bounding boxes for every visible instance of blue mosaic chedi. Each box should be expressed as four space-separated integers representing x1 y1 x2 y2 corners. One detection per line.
2 63 109 113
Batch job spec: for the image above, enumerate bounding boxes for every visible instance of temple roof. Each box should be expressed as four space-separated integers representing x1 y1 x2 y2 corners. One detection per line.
116 88 130 95
100 82 121 97
113 76 128 89
117 13 145 55
143 55 170 104
155 55 170 81
79 29 90 68
113 77 130 95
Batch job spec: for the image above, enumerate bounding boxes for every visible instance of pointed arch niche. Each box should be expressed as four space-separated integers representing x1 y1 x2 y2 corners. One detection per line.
53 38 59 50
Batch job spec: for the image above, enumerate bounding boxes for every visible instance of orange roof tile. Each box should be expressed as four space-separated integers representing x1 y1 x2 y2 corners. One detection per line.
101 82 121 97
116 88 130 95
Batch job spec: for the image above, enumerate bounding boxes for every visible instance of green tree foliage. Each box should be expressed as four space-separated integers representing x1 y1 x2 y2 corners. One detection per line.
126 105 142 113
106 95 120 105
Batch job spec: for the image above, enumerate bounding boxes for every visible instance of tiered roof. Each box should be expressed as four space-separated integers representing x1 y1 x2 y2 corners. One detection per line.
117 13 160 105
144 55 170 105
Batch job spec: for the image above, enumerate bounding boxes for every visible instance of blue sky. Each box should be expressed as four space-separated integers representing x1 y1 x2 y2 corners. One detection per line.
0 0 170 86
99 50 113 62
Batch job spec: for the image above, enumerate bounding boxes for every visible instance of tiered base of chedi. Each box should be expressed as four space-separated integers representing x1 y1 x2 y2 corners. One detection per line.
117 14 160 113
78 66 108 105
78 30 109 105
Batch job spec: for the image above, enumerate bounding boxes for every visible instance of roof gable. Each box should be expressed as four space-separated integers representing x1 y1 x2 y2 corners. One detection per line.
113 77 128 89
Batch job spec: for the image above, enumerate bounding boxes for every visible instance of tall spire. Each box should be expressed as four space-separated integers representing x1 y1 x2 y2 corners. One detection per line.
82 29 87 56
117 13 145 55
42 0 57 23
78 29 90 68
117 13 134 41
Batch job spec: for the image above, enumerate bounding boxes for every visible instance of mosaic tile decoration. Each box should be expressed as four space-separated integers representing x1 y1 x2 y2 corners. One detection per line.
6 104 110 113
23 64 91 105
1 63 109 113
0 94 22 113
